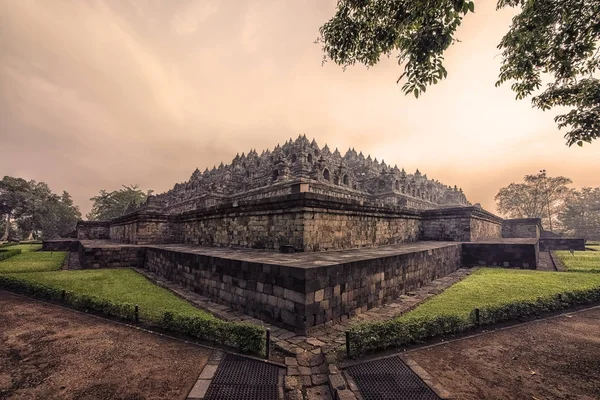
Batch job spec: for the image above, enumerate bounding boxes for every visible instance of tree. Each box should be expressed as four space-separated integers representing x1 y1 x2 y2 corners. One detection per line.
318 0 600 146
0 176 30 241
0 176 81 240
559 187 600 239
495 170 572 231
87 185 153 221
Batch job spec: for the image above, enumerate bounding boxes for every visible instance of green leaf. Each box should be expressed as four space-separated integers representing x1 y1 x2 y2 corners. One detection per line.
468 2 474 12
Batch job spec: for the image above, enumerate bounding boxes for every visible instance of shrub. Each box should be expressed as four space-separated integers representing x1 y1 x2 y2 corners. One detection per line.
0 249 22 261
348 287 600 356
0 275 265 355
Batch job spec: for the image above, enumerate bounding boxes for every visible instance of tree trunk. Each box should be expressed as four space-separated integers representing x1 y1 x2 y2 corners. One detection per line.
1 214 10 241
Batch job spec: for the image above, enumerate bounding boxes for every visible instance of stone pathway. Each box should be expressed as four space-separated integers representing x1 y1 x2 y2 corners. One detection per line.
136 267 473 400
537 251 557 271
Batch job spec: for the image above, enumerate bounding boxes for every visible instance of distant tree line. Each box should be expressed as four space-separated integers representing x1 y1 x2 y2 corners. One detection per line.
495 170 600 239
0 176 81 240
1 176 153 241
86 185 152 221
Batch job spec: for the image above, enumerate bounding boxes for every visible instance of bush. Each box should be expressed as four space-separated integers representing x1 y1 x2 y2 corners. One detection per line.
0 249 22 261
0 275 265 355
348 287 600 356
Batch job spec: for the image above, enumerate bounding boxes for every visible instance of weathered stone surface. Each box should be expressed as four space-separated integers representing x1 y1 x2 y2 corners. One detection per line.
329 374 346 390
284 376 300 391
312 374 328 386
336 389 357 400
298 352 325 367
306 385 333 400
286 389 304 400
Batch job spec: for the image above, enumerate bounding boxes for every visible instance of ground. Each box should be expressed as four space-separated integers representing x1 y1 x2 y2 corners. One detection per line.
0 291 211 400
555 250 600 273
409 306 600 400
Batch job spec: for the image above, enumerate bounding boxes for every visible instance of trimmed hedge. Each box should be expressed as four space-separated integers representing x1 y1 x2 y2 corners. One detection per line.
0 275 265 356
0 249 22 261
348 287 600 356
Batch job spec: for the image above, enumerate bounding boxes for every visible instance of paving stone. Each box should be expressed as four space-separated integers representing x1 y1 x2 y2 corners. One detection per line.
311 373 328 386
299 366 312 376
285 376 300 391
306 385 333 400
298 352 325 367
306 338 326 347
285 357 299 366
328 365 340 375
187 379 210 399
198 364 218 380
300 375 313 387
329 374 346 390
287 366 300 376
311 363 329 374
286 389 304 400
336 389 357 400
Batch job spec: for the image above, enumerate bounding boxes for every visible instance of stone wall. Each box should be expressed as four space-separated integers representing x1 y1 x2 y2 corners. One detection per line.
109 213 177 245
143 243 461 332
303 244 461 329
76 221 110 240
302 208 420 251
144 246 307 332
461 240 538 269
539 238 586 251
42 239 80 252
78 241 145 269
421 207 503 242
502 218 541 239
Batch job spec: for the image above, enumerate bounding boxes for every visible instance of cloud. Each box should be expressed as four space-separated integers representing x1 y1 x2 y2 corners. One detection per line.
0 0 597 217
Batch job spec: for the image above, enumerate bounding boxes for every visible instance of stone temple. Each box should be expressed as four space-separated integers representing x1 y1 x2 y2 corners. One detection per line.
46 136 583 333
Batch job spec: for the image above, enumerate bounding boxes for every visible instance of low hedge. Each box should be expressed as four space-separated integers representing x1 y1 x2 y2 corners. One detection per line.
0 249 22 261
348 287 600 356
0 275 265 356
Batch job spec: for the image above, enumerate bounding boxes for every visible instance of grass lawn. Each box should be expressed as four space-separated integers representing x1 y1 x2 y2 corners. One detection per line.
0 243 43 253
402 268 600 320
0 251 66 273
555 250 600 273
3 268 214 321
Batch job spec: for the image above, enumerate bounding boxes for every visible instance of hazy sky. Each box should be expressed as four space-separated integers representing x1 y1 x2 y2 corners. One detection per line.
1 0 598 217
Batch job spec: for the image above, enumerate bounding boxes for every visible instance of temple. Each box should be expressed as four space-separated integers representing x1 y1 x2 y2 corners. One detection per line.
153 135 469 215
55 136 583 333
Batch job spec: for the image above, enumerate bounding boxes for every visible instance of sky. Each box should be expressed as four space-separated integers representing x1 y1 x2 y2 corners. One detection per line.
1 0 598 218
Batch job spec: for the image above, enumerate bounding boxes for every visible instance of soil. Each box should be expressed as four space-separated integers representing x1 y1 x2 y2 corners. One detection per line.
0 290 211 400
409 307 600 400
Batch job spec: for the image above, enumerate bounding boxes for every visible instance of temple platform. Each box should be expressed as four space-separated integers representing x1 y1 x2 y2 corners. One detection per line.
42 238 540 333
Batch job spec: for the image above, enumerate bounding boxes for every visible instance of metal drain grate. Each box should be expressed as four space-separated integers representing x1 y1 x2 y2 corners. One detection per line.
204 354 280 400
346 356 440 400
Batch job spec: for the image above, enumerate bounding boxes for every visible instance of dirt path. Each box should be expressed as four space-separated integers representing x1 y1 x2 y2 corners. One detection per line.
0 290 211 400
409 307 600 400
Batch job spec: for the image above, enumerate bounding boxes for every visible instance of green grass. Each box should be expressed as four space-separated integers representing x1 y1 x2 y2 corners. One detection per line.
0 251 66 273
401 268 600 320
3 268 213 321
0 243 42 252
555 250 600 273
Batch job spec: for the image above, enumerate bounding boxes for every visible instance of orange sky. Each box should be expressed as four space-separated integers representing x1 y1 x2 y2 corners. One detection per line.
1 0 598 217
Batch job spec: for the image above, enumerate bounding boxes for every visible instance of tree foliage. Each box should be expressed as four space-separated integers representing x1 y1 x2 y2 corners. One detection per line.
495 170 572 231
0 176 81 240
559 187 600 240
318 0 600 146
87 185 153 221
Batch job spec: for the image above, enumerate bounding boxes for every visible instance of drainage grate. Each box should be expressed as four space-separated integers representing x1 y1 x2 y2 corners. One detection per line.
346 356 440 400
204 354 280 400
